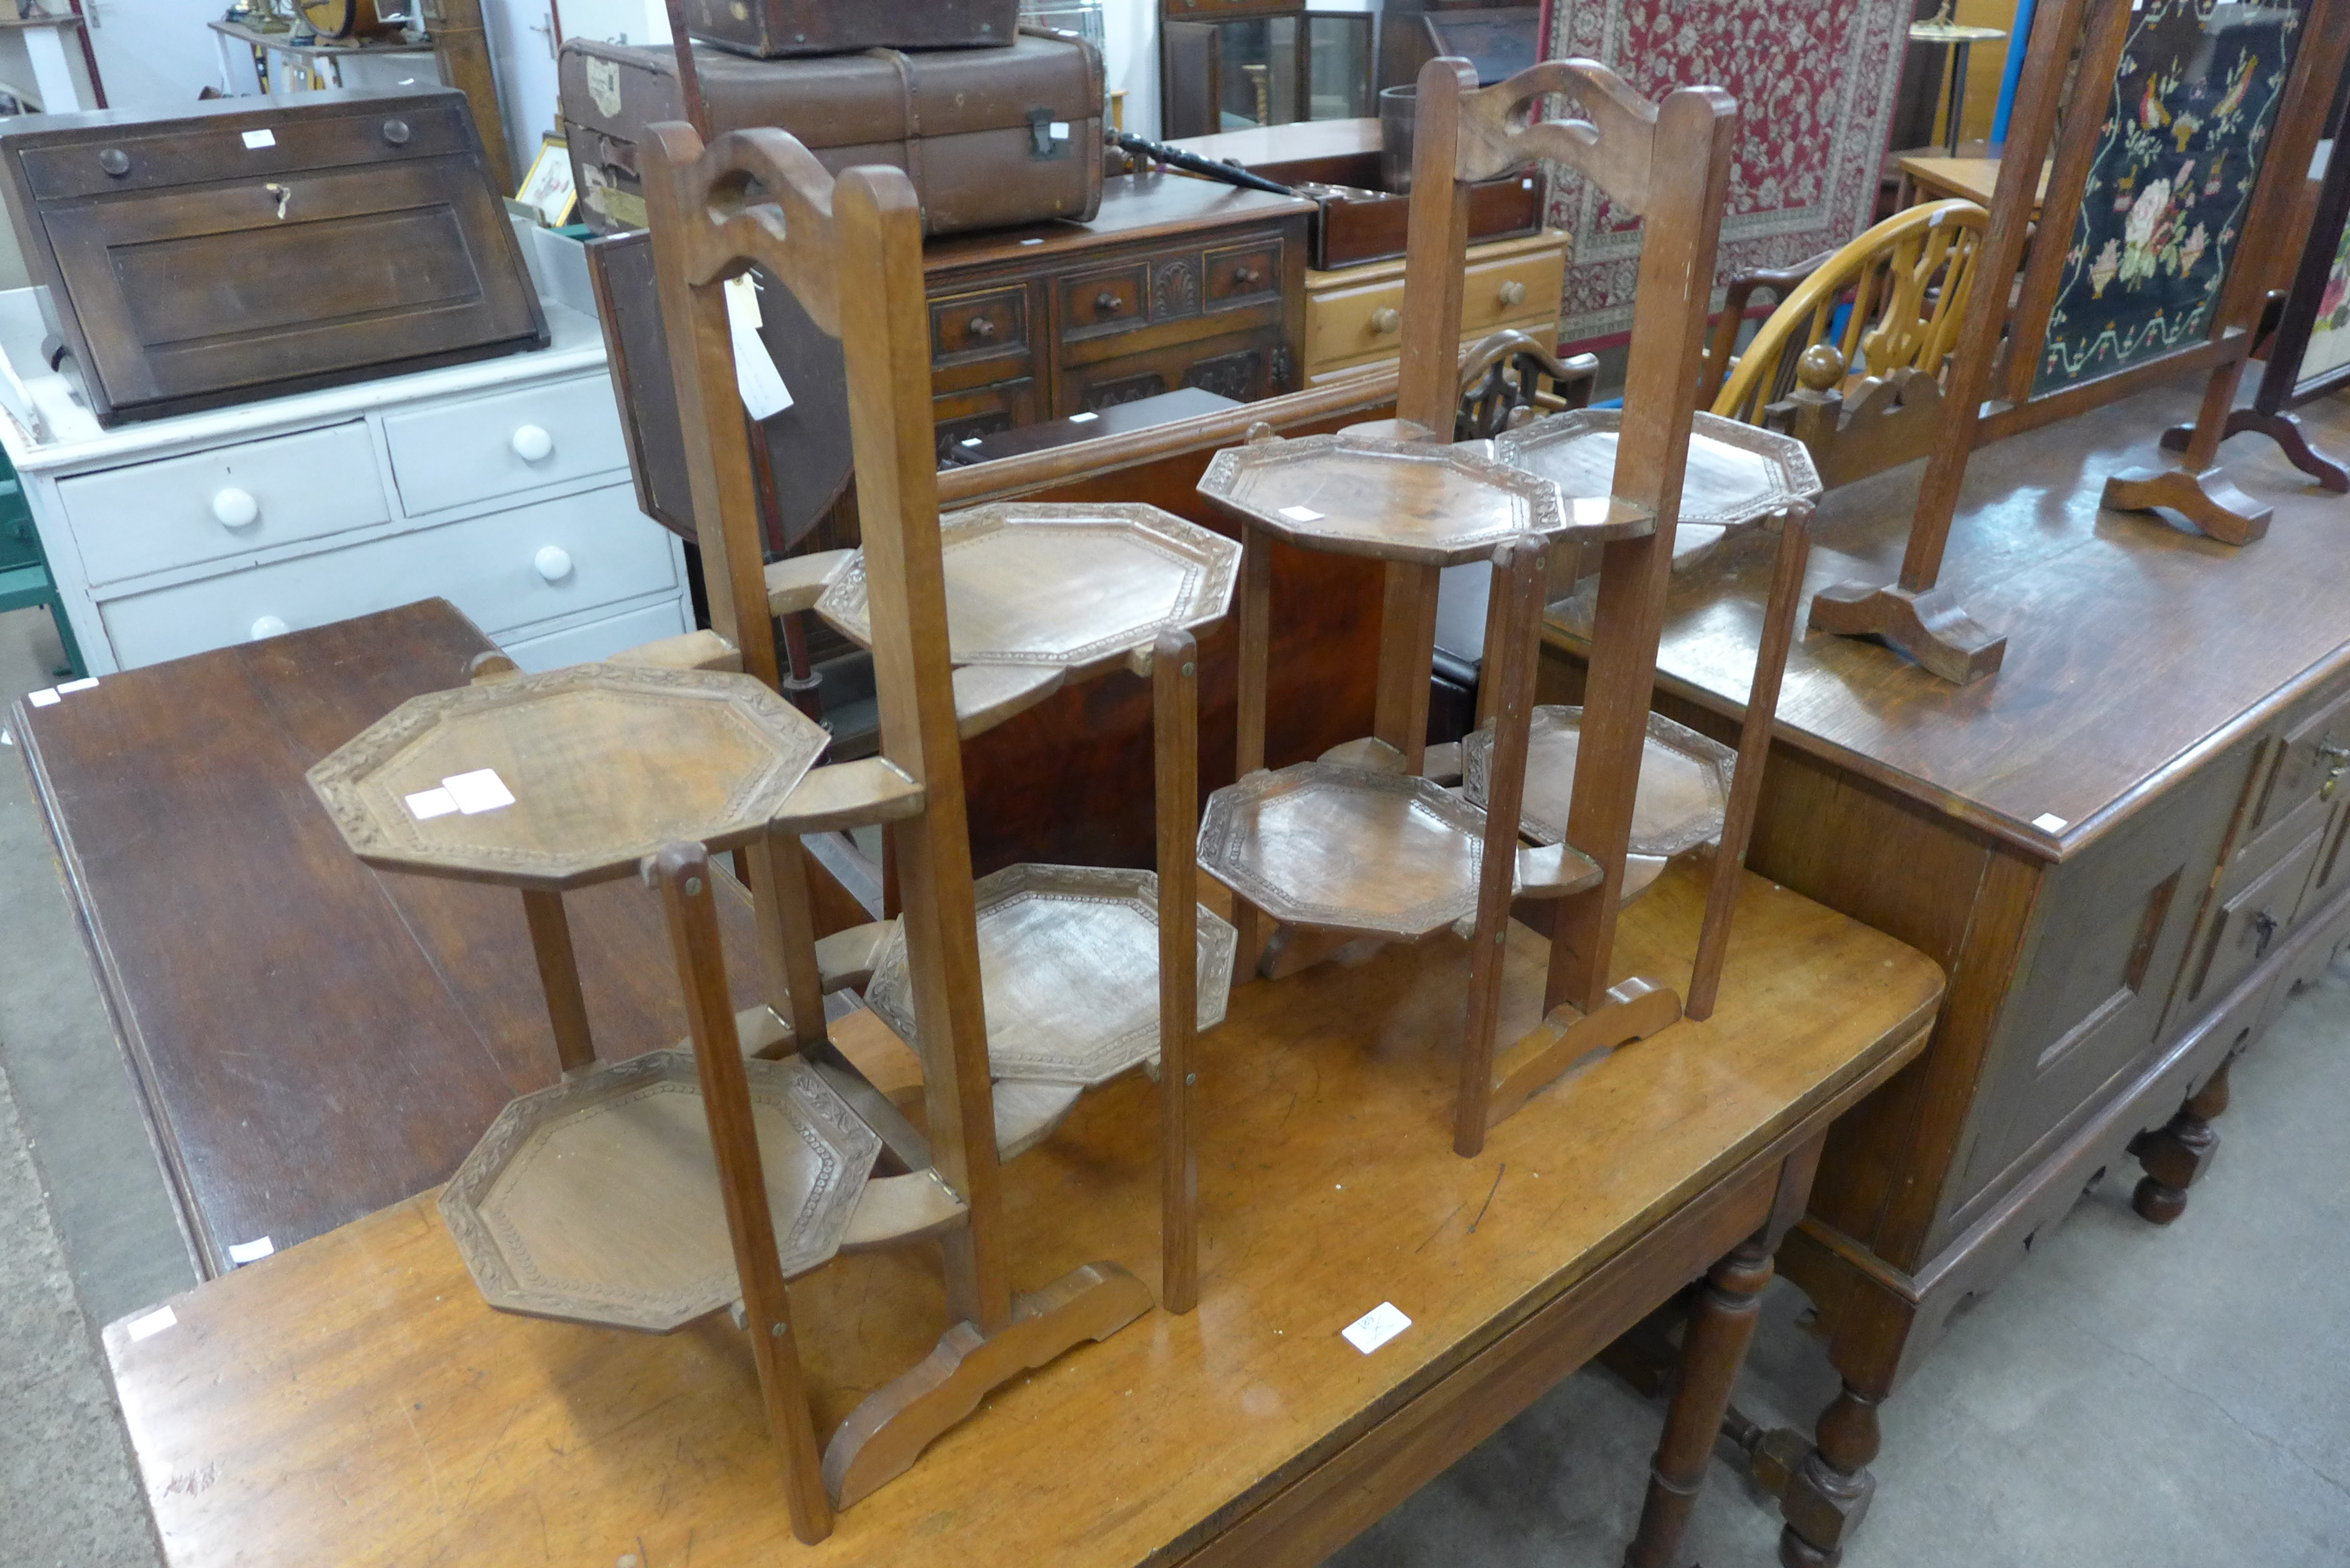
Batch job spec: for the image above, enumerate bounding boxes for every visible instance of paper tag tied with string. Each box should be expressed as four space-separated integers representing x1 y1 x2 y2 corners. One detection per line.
724 274 794 421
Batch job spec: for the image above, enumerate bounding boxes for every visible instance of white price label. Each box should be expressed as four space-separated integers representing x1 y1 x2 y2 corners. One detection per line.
725 275 794 421
1341 1301 1411 1355
242 128 276 150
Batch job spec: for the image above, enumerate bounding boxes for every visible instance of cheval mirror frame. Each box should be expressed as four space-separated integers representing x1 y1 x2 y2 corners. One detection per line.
641 123 1153 1541
1397 57 1738 1152
1809 0 2350 685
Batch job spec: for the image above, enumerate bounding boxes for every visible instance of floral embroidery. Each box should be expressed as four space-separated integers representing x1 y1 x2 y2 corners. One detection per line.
2033 0 2310 392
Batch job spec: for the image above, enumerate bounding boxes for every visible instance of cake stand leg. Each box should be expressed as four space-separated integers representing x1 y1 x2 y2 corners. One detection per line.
1230 526 1275 986
1372 561 1441 774
1154 628 1203 1312
653 843 833 1544
822 1260 1153 1508
1456 534 1547 1157
520 888 596 1075
748 830 829 1050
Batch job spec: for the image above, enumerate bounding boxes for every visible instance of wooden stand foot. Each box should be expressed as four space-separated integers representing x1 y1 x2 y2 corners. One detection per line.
1624 1239 1773 1567
1805 581 2006 685
2101 464 2273 546
2128 1055 2231 1225
1477 978 1681 1142
2161 412 2350 492
822 1261 1152 1508
1777 1383 1882 1568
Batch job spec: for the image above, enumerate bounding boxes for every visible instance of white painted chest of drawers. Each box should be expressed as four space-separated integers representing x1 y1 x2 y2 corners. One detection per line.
0 285 689 677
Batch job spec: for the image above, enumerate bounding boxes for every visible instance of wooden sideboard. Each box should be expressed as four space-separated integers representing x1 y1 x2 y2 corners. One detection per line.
922 172 1314 459
1542 383 2350 1565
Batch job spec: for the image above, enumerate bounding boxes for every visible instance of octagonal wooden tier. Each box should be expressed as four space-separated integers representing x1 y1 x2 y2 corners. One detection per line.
1200 761 1573 938
866 864 1238 1090
1495 409 1820 567
1195 432 1650 567
307 665 830 891
1461 706 1738 858
438 1050 880 1333
813 502 1240 679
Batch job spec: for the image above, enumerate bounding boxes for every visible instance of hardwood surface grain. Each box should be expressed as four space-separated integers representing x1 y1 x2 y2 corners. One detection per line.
105 855 1939 1567
11 600 769 1276
1548 385 2350 858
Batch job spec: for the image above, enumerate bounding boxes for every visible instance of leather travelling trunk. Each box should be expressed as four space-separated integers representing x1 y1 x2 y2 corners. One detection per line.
681 0 1019 58
0 87 545 427
559 29 1103 238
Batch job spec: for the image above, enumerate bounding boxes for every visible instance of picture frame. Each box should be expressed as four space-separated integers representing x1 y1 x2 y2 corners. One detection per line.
516 133 577 228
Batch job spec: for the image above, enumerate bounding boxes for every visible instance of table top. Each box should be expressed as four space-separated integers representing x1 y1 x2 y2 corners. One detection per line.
1547 381 2350 861
104 854 1939 1567
1896 152 2047 210
11 599 772 1276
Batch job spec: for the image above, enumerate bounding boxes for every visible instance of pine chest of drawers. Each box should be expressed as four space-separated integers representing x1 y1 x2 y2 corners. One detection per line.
0 284 689 676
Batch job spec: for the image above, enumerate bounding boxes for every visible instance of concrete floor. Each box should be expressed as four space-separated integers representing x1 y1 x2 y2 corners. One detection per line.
1 600 2346 1566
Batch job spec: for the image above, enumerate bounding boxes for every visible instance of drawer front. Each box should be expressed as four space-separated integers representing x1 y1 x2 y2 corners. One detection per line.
934 378 1042 465
1308 325 1559 387
1205 240 1283 310
60 421 389 588
1061 263 1150 339
1460 247 1564 335
96 483 676 670
383 375 627 518
2240 685 2350 853
930 286 1029 368
497 597 691 673
1056 329 1286 418
2191 824 2323 1010
1307 273 1410 370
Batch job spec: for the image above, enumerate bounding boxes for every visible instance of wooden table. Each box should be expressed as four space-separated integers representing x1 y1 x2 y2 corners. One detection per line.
11 600 769 1276
101 847 1938 1566
1894 151 2046 215
1542 381 2350 1564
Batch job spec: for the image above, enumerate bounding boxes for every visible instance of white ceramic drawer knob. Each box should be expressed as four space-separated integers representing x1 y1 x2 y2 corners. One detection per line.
510 424 555 463
534 544 574 582
249 615 288 640
212 487 260 528
1497 279 1528 308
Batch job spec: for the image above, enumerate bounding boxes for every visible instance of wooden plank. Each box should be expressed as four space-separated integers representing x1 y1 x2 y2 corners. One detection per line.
106 859 1939 1568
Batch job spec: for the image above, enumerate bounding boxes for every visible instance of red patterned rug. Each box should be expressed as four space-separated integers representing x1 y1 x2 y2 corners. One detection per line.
1539 0 1912 347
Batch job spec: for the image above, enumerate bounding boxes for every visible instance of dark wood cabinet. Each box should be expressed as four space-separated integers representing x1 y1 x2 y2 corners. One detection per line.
1541 383 2350 1566
919 172 1311 439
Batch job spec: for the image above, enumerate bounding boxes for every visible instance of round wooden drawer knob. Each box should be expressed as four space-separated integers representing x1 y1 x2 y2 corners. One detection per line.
534 545 574 582
968 315 998 340
1095 291 1125 314
510 424 555 463
1370 307 1402 335
98 148 130 177
1234 266 1262 286
1497 280 1528 308
249 615 288 641
211 487 260 528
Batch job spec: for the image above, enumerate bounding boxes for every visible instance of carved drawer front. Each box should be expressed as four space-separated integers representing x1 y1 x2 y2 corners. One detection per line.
934 377 1041 464
1205 240 1282 310
95 482 674 670
60 420 388 588
383 375 628 518
2190 823 2323 1011
1061 263 1150 339
930 286 1029 368
2239 685 2350 858
1055 329 1284 417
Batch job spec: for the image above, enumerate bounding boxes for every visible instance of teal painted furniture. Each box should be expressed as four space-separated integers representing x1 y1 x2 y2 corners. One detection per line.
0 452 82 680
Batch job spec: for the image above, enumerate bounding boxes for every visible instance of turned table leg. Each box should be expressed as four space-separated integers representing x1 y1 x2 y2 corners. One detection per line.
2130 1055 2233 1224
1777 1381 1883 1567
1624 1237 1774 1567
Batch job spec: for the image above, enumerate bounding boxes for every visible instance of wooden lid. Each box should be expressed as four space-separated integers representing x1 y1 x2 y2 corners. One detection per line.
438 1050 879 1333
865 863 1238 1089
309 664 830 890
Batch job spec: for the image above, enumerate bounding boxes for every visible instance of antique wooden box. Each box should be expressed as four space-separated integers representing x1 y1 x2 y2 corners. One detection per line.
0 88 547 427
561 31 1103 240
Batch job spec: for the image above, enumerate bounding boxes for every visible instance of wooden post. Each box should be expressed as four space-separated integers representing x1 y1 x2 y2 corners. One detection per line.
1231 521 1274 980
520 888 595 1074
747 831 829 1051
1153 629 1202 1312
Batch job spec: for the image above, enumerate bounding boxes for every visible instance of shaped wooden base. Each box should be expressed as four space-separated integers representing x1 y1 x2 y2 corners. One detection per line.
1477 976 1683 1141
821 1261 1154 1508
2100 463 2272 546
1805 581 2006 686
2161 412 2350 493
